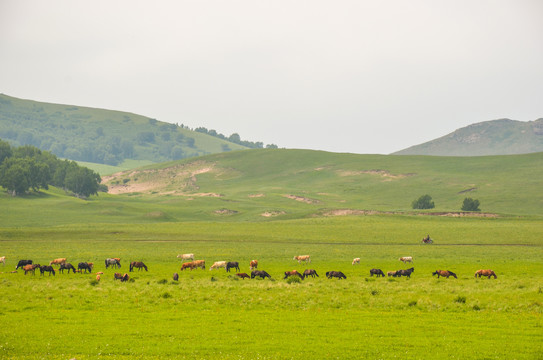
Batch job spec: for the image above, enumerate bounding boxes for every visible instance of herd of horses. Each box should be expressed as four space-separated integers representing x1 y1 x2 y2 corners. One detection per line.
5 255 498 282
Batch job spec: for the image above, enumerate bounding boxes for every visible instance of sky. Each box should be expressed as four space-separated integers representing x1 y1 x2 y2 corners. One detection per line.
1 1 542 154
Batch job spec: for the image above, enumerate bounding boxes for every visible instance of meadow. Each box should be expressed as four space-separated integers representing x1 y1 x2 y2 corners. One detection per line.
1 215 542 360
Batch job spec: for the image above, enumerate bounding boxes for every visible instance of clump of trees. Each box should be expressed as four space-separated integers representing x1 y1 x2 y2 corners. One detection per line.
412 194 435 209
0 139 101 198
461 197 481 211
194 127 278 149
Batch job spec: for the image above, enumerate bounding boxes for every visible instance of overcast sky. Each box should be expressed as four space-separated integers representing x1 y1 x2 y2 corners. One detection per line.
1 1 542 154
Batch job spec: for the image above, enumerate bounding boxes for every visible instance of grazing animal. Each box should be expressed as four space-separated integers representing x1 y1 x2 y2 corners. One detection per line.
352 258 360 265
96 272 104 275
130 261 148 272
475 269 497 279
293 255 311 263
236 273 250 279
283 270 304 280
433 270 457 279
251 270 272 279
59 263 76 274
249 260 258 270
177 253 194 261
173 273 179 281
78 262 93 274
326 271 347 280
105 258 121 269
396 268 415 278
226 261 240 272
114 272 124 281
181 260 205 271
39 265 56 276
23 264 40 275
370 268 385 277
121 273 130 282
96 275 101 281
49 258 66 266
16 260 33 270
399 257 413 263
387 271 396 277
210 261 227 271
303 269 319 278
0 256 6 265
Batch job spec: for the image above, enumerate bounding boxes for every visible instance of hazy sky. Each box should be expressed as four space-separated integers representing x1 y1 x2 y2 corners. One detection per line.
1 1 542 154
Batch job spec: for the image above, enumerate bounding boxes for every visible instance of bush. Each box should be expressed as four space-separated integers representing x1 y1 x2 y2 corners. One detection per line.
412 195 435 209
454 296 467 304
462 197 480 211
286 276 302 284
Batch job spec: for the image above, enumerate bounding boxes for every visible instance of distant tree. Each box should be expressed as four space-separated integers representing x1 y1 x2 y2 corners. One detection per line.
64 166 101 198
461 197 480 211
0 158 30 195
412 194 435 209
170 146 184 160
0 139 12 163
266 144 279 149
195 127 208 134
186 137 195 148
121 140 134 158
137 131 155 144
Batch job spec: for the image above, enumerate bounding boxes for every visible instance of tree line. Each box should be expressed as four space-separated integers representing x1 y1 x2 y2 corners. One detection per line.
194 127 278 149
0 139 102 198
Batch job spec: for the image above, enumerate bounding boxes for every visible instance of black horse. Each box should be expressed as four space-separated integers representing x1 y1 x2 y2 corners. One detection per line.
40 265 56 276
59 263 76 274
396 267 415 278
78 262 93 274
251 270 271 279
16 260 33 270
326 271 347 280
303 269 319 278
369 268 385 277
226 261 240 273
173 272 179 281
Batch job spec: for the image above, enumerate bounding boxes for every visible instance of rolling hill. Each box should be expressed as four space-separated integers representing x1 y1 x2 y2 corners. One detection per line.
394 118 543 156
0 93 263 166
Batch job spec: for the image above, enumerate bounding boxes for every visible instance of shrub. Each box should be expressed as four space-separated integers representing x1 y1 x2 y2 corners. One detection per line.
286 276 302 284
455 296 467 304
371 290 379 296
472 305 481 311
462 197 481 211
412 195 435 209
160 292 172 299
408 300 417 307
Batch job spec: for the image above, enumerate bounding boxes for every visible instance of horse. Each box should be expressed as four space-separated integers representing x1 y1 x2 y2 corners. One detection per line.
130 261 148 272
326 271 347 280
251 270 271 279
369 268 385 277
49 258 66 266
177 253 194 261
226 261 240 273
39 265 56 276
121 273 130 282
180 260 205 271
352 258 360 265
59 263 76 274
283 270 304 280
249 260 258 270
433 270 457 279
293 255 311 264
236 273 250 279
210 261 227 271
105 258 121 269
16 260 33 270
23 264 40 275
78 262 93 274
399 257 413 263
173 273 179 281
387 271 396 277
114 272 124 281
0 256 5 265
303 269 319 278
475 269 497 279
396 268 415 278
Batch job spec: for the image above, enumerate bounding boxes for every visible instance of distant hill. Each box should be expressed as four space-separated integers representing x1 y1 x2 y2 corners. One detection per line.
393 118 543 156
0 94 274 166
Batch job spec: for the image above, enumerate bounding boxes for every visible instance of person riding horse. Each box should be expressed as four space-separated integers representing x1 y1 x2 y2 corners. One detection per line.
422 235 433 244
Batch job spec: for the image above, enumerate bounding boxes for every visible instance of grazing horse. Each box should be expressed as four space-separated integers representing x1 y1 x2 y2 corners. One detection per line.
399 257 413 263
236 273 250 279
49 258 66 266
326 271 347 280
114 272 124 281
433 270 457 279
396 268 415 278
177 253 194 261
251 270 272 279
173 273 179 281
78 262 93 274
130 262 148 272
249 260 258 270
475 269 497 279
226 261 240 273
283 270 304 280
59 263 76 274
181 260 205 271
121 273 130 282
105 258 121 269
210 261 227 271
387 271 396 277
0 256 6 265
352 258 360 265
370 268 385 277
303 269 319 278
293 255 311 264
40 265 56 276
16 260 33 270
23 264 40 275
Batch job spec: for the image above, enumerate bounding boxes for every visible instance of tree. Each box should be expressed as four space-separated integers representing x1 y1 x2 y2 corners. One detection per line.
0 139 12 163
64 166 101 198
412 194 435 209
461 197 480 211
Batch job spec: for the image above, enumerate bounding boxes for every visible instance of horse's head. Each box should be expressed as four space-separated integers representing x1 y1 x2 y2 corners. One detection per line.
432 271 438 276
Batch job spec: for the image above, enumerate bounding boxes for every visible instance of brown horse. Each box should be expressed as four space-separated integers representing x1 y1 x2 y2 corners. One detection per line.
432 270 457 279
475 269 497 279
130 262 148 272
326 271 346 279
303 269 319 278
236 273 250 279
284 270 304 280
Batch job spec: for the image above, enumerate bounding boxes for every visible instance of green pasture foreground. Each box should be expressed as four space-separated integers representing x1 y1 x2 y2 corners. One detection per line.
1 216 542 359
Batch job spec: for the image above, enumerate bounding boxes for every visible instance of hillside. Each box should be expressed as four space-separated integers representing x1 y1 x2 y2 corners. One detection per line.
394 118 543 156
0 94 252 165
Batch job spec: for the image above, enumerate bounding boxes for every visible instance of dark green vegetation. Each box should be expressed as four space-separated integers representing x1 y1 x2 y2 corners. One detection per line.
394 118 543 156
462 197 481 212
0 94 272 166
411 194 435 209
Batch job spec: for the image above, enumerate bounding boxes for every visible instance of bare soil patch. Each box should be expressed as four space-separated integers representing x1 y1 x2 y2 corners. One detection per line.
261 211 286 217
284 194 320 204
337 169 415 181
